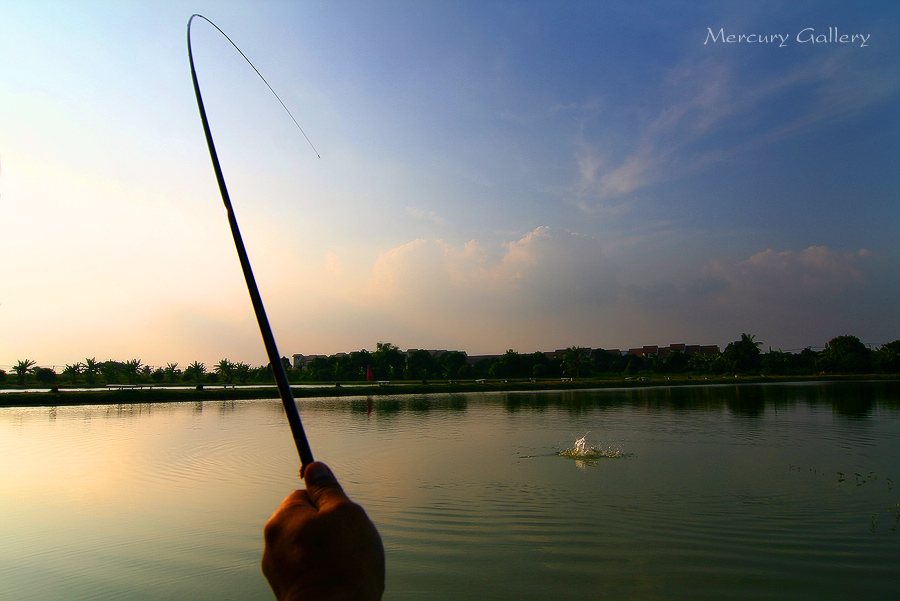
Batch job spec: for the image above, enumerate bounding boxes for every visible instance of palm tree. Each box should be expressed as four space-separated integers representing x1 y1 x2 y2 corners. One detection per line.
185 361 206 384
724 333 762 373
215 359 236 384
164 363 180 383
63 363 82 385
83 357 100 386
13 359 37 386
123 359 143 385
235 362 251 383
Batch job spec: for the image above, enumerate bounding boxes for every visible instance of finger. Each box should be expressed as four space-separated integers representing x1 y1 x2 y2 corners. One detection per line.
278 489 314 510
264 489 314 545
303 461 351 509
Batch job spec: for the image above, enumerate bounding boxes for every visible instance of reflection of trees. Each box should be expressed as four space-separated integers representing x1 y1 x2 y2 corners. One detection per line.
724 386 766 417
504 392 551 413
57 382 893 422
828 382 876 418
488 382 900 417
373 399 403 415
408 397 432 412
345 395 468 415
447 395 468 412
504 394 523 412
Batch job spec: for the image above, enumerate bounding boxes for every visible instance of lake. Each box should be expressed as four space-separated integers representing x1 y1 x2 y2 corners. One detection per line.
1 381 898 600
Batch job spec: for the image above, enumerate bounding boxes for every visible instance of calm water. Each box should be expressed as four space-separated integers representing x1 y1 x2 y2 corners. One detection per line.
1 382 899 600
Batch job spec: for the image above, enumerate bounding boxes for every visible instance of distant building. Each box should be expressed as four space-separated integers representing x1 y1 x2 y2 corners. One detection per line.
292 354 327 368
405 349 457 359
589 348 622 360
465 354 502 365
294 342 720 368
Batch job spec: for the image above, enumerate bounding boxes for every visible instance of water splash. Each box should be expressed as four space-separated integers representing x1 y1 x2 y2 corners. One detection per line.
559 433 623 459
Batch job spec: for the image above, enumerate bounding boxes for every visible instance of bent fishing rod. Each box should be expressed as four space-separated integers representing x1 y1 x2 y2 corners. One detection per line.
187 14 315 468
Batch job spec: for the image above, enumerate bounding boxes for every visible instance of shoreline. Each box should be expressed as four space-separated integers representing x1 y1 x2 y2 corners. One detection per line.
2 374 898 408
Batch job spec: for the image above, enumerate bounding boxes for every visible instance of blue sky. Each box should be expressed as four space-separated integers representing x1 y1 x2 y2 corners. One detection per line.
1 1 898 369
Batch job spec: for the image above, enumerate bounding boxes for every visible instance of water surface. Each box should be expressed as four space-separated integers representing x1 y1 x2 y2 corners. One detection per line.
1 382 898 600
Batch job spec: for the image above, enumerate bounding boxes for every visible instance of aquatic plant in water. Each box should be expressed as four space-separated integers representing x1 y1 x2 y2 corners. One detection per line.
888 503 900 533
830 467 899 534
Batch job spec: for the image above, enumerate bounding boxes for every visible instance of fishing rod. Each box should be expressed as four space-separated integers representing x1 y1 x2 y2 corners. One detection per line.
187 13 314 468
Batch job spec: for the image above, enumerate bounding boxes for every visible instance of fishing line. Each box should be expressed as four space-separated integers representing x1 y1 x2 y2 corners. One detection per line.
188 14 320 158
187 13 314 468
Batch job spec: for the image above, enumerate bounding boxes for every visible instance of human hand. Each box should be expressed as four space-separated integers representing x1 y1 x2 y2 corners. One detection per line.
262 462 385 601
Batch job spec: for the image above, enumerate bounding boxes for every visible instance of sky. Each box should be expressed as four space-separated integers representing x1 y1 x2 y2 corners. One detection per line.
1 0 898 370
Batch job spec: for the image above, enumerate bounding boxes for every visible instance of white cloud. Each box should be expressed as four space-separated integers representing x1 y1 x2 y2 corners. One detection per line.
570 49 900 212
405 205 445 225
570 59 734 208
361 226 619 308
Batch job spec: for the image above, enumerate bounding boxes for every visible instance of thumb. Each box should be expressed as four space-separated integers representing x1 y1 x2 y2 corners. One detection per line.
303 462 351 509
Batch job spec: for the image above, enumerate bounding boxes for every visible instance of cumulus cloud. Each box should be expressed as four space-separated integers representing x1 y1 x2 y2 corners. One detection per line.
362 226 618 308
306 226 624 351
707 246 869 302
276 235 891 356
619 245 881 349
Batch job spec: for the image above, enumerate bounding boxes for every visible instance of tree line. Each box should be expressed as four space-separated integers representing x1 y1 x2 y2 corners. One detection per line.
2 335 898 388
0 357 280 387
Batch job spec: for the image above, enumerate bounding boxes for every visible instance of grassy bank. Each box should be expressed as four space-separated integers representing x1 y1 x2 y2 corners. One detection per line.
2 374 899 408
